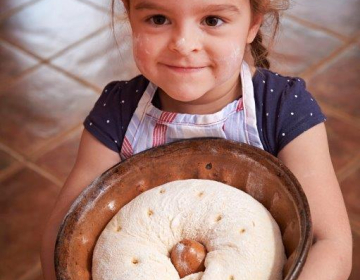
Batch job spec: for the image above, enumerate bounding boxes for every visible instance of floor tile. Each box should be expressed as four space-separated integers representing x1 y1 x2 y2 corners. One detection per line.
0 40 39 83
349 230 360 279
307 45 360 119
32 274 44 280
0 168 60 280
52 23 140 88
35 129 82 183
268 17 343 76
0 0 36 17
0 149 18 172
81 0 125 12
321 112 360 173
286 0 360 37
0 0 108 58
0 65 98 157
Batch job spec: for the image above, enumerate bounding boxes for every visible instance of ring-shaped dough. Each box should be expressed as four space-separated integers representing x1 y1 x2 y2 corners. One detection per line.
92 179 286 279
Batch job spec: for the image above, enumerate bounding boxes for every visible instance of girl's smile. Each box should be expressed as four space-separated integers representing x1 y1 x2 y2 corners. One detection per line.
162 63 207 74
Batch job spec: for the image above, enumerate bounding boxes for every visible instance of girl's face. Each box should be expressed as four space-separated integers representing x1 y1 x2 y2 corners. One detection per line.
127 0 261 105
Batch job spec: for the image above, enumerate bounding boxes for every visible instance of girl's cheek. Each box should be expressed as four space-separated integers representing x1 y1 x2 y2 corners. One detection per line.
132 33 152 72
213 42 245 78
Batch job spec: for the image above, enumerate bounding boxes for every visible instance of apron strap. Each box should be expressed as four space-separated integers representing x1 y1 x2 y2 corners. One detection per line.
241 61 264 150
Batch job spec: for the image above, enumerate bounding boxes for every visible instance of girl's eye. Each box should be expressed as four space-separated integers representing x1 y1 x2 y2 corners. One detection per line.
147 15 169 25
204 16 224 27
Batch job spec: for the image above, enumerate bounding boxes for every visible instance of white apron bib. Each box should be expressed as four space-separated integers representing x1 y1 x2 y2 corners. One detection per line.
120 61 263 160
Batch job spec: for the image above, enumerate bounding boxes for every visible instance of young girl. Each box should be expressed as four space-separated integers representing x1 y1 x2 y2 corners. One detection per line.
41 0 353 279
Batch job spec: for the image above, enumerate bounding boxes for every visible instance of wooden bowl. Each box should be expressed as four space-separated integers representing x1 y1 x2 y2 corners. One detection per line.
55 138 312 280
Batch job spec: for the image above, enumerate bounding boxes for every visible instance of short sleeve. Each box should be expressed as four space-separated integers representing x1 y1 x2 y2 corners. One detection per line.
83 81 125 153
276 78 327 153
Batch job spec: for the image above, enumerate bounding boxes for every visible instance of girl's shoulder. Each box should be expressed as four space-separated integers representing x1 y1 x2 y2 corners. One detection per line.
83 74 149 153
253 67 307 95
102 74 150 97
253 68 327 156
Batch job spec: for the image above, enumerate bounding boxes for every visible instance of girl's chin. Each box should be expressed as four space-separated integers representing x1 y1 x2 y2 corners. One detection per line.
161 90 208 103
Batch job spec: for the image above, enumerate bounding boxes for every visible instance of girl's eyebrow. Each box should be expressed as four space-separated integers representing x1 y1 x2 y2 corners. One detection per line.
134 1 241 14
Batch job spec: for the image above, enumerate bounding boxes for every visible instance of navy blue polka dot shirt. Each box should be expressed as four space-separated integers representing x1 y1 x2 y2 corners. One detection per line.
84 68 326 156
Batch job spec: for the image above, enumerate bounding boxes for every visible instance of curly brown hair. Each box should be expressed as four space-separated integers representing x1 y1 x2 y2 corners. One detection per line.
111 0 290 69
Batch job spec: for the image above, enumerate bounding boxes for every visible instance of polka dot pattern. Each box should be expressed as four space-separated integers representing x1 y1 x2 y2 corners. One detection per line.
83 70 326 157
255 71 326 155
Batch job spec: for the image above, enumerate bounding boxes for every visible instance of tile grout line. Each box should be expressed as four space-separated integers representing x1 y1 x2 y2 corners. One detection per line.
76 0 128 21
300 38 358 81
0 64 44 93
46 15 127 63
0 163 25 184
0 23 109 64
28 124 84 161
337 155 360 183
0 43 102 96
321 103 360 130
0 122 83 164
45 24 110 62
76 0 112 15
0 36 46 62
0 24 109 91
0 37 42 63
0 125 84 187
25 161 63 188
17 260 42 280
0 153 63 189
0 141 63 188
0 141 27 162
45 62 102 93
283 13 349 42
0 142 25 182
0 16 126 92
0 0 43 21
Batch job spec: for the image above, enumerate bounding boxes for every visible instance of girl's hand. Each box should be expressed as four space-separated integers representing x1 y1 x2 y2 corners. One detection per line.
278 123 352 279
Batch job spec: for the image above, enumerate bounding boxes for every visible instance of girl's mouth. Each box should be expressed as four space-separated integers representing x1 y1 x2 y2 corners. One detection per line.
163 64 206 73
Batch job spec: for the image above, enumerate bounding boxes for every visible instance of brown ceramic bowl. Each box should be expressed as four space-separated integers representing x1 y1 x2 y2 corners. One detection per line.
55 138 312 280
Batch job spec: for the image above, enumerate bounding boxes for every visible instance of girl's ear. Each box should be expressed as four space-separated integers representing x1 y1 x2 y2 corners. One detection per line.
247 14 263 44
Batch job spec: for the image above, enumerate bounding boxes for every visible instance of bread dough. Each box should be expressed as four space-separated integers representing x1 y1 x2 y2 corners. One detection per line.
92 179 286 279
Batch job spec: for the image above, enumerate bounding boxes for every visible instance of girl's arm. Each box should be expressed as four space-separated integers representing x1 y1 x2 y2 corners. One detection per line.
278 123 353 280
40 129 121 280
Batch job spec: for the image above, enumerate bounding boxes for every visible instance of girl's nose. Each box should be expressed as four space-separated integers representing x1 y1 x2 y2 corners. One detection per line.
168 24 202 55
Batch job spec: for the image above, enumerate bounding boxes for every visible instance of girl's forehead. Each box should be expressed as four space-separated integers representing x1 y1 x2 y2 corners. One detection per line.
130 0 246 11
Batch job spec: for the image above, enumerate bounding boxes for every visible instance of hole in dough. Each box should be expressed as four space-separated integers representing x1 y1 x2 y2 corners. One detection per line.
198 192 204 197
216 215 222 222
229 276 235 280
148 209 154 217
160 189 165 194
240 228 246 234
132 258 139 264
116 226 122 232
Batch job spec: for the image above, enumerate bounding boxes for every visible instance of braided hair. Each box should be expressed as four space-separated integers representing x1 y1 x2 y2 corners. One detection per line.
249 0 290 69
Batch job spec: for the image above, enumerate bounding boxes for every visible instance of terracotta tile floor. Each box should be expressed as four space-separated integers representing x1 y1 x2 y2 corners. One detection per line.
0 0 359 279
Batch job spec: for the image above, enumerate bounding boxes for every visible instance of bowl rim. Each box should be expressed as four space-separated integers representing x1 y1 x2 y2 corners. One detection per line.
55 138 313 280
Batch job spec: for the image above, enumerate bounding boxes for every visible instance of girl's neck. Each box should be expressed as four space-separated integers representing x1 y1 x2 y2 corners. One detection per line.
157 65 257 115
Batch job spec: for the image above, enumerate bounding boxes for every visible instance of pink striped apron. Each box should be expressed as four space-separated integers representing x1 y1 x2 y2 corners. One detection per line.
120 61 263 160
